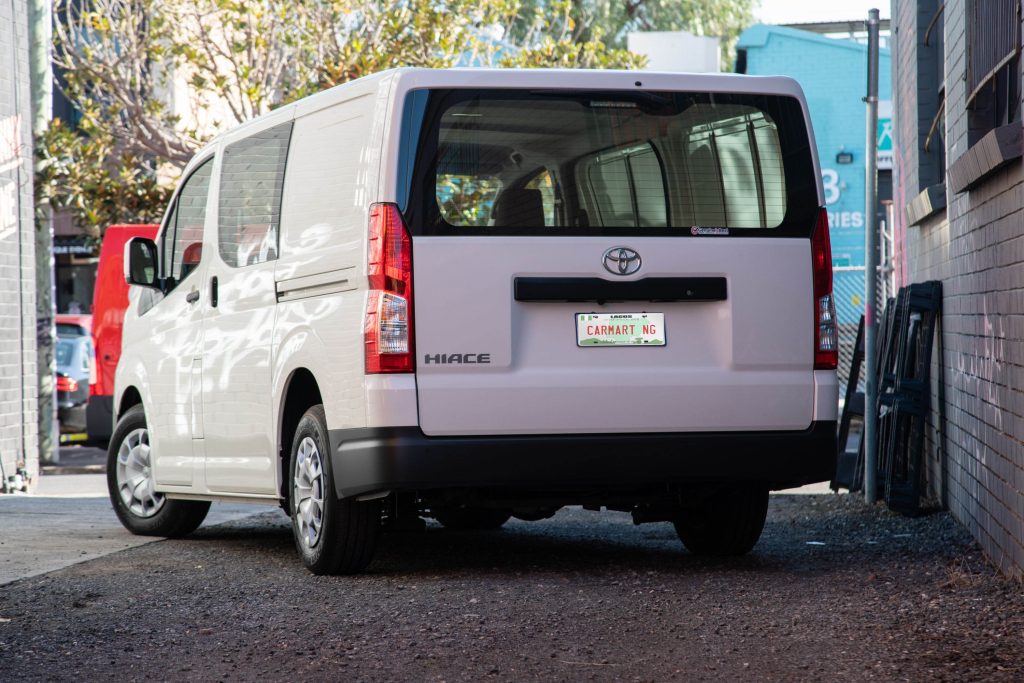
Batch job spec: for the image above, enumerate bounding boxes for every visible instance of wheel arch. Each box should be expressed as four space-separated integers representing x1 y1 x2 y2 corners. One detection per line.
117 386 144 420
278 368 324 506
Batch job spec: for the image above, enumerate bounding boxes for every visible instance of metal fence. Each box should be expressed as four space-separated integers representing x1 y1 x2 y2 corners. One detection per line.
834 266 866 395
832 219 896 396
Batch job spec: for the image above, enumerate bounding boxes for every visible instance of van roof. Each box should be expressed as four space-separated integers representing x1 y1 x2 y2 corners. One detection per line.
387 67 806 99
185 68 810 173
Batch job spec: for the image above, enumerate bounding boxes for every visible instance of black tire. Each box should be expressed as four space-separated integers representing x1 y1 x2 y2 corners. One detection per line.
433 506 513 531
673 485 769 556
290 405 380 575
107 404 210 537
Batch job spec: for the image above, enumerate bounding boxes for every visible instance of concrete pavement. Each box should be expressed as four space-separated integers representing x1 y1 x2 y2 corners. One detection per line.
0 472 263 586
41 443 108 475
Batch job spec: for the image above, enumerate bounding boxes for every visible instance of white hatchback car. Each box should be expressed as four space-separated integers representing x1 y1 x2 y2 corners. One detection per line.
112 68 838 574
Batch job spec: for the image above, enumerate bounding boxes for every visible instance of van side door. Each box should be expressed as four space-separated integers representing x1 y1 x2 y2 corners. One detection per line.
200 120 293 495
147 158 215 487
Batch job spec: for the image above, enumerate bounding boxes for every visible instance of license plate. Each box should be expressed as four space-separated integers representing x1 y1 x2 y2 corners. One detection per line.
575 313 665 347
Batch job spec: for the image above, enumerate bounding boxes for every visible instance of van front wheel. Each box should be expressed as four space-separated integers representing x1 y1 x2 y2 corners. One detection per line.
290 405 380 574
107 404 210 537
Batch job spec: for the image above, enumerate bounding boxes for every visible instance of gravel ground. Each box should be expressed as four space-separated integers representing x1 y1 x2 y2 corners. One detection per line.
1 494 1021 682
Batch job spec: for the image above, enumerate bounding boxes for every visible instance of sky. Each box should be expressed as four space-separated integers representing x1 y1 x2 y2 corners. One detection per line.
754 0 890 24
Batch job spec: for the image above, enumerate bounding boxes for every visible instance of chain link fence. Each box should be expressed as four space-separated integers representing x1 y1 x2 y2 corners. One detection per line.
833 218 896 397
834 266 866 395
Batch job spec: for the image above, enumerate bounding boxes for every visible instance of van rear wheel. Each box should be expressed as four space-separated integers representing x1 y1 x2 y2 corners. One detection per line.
290 405 380 575
673 485 769 556
432 506 512 530
107 404 210 537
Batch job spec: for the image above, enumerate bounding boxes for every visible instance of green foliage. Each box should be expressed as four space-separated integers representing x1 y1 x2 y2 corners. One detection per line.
53 0 197 166
44 0 753 236
303 0 643 92
512 0 755 67
436 174 505 226
34 119 173 237
605 0 755 68
500 36 645 69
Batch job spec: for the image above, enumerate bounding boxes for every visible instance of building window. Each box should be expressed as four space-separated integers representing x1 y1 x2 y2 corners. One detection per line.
947 0 1023 194
966 0 1022 145
922 1 945 187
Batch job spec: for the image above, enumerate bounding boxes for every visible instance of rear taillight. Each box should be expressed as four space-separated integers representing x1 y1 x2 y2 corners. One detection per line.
56 375 79 393
812 208 838 370
365 203 414 373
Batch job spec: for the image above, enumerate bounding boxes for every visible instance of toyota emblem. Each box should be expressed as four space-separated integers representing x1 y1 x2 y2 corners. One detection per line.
603 247 642 276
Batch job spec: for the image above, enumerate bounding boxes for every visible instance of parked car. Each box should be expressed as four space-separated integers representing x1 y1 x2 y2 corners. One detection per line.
111 68 838 574
56 313 92 338
56 332 93 434
86 224 159 444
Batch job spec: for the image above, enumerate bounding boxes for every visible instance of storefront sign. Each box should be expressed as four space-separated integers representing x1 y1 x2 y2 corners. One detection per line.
877 100 893 170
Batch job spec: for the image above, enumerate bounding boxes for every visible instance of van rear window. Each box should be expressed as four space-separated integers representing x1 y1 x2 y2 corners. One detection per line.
401 89 819 237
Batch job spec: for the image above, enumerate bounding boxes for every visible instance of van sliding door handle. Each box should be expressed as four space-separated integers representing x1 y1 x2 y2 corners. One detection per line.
185 289 200 304
211 276 218 308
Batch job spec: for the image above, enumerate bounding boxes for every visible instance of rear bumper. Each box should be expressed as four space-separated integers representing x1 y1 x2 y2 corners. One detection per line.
327 422 837 499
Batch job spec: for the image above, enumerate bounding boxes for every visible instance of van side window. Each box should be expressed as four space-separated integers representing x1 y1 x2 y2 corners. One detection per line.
581 144 668 228
218 122 293 268
162 158 214 290
524 170 557 226
680 106 786 228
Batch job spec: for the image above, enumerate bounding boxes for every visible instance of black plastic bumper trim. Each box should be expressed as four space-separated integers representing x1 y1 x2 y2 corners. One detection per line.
513 276 727 303
327 422 836 499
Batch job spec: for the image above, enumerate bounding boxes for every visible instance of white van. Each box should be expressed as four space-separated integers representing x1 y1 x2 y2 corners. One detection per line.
112 68 838 574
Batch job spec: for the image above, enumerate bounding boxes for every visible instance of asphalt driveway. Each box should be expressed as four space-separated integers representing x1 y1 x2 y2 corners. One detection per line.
1 493 1021 682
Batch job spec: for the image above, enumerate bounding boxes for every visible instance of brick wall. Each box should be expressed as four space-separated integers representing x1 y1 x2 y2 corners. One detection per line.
894 0 1024 576
0 0 39 485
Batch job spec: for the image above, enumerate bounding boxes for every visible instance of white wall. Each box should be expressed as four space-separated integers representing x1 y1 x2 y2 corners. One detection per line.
627 31 721 73
0 0 39 487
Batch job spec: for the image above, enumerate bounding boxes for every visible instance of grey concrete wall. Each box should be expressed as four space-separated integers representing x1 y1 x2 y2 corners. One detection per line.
894 0 1024 576
0 0 39 486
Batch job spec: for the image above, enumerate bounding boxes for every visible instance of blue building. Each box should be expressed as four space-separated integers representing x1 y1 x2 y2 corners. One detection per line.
736 25 892 326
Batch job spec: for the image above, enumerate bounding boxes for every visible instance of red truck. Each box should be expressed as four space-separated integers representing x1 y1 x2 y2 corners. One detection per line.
86 224 159 444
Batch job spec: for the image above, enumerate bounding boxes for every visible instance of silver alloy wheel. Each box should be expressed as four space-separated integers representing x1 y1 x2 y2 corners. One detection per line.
293 436 325 549
115 427 165 518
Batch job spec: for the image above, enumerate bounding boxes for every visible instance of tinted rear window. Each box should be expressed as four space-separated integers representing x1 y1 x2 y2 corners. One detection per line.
401 89 818 237
55 339 74 367
56 323 87 337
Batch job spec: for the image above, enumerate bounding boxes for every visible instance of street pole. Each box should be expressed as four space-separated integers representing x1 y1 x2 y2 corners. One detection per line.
29 0 56 467
863 8 880 504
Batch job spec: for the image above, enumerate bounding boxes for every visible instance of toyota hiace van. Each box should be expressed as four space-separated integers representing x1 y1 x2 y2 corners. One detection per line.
112 68 838 574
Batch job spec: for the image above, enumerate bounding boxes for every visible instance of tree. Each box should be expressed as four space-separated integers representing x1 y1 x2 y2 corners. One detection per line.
605 0 757 67
34 117 171 237
44 0 649 234
513 0 755 67
581 0 754 46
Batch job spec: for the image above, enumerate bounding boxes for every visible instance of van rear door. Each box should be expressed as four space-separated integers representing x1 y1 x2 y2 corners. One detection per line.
401 89 825 436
